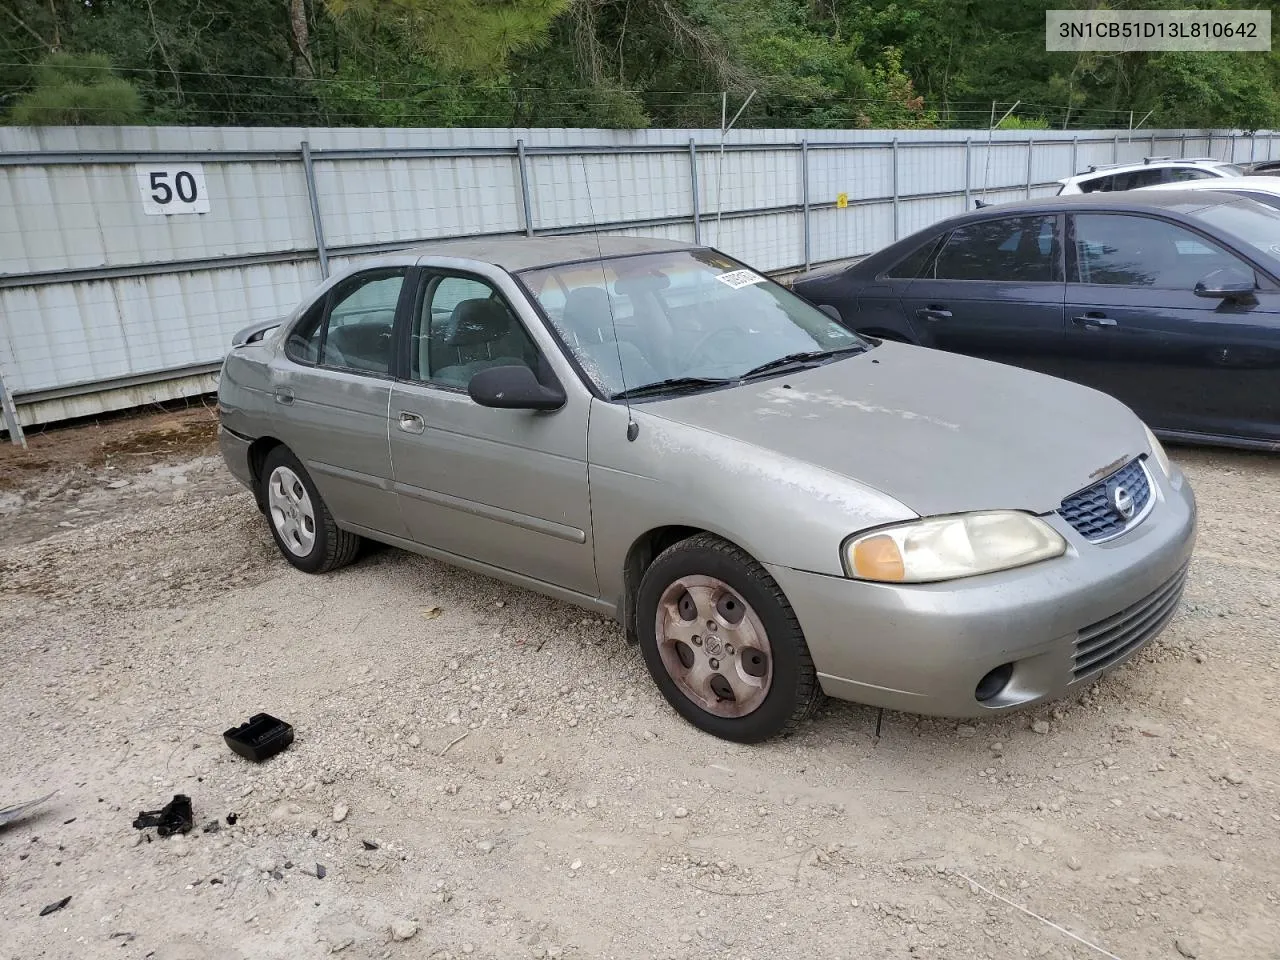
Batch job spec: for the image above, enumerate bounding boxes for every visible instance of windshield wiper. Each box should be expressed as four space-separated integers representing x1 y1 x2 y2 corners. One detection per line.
611 376 733 400
740 345 867 380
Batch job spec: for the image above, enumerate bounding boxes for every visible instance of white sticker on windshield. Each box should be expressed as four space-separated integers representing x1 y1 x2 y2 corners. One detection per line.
715 269 766 289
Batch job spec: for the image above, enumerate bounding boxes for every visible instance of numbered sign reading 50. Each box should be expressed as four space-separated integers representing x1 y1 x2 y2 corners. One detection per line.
135 164 211 215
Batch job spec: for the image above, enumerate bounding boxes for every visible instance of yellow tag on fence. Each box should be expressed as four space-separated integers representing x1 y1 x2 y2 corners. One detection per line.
836 192 848 209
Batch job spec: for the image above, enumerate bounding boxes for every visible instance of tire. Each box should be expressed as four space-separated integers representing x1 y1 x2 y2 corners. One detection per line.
636 534 822 743
259 446 361 574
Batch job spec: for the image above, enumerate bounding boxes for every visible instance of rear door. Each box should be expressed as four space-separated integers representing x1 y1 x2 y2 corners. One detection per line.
898 213 1070 376
1063 212 1280 442
271 267 410 537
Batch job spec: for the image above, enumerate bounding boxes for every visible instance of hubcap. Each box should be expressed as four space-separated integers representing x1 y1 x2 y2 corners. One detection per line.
267 466 316 557
655 576 772 718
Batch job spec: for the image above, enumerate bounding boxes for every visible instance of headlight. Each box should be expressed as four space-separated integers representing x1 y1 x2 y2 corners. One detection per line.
843 511 1067 584
1142 423 1170 478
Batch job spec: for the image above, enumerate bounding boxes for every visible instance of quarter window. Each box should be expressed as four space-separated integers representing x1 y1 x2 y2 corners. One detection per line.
409 274 541 389
927 216 1059 282
884 238 940 279
1072 214 1247 286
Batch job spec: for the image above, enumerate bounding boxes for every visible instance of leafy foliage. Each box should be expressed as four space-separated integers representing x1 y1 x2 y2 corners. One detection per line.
11 53 142 125
2 0 1279 129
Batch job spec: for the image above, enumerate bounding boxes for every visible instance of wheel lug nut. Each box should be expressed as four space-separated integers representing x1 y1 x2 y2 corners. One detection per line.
707 620 717 631
692 636 702 646
725 643 734 655
709 658 720 670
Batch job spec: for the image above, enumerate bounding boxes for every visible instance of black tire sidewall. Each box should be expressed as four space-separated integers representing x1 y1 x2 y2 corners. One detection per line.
260 447 332 573
636 541 808 743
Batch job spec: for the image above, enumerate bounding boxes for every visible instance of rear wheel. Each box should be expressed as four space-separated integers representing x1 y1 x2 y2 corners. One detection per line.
260 446 361 573
636 534 822 742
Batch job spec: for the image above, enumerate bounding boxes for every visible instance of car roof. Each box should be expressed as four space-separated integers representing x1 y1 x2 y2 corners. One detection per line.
846 190 1260 274
402 235 698 272
1138 176 1280 194
1062 157 1232 181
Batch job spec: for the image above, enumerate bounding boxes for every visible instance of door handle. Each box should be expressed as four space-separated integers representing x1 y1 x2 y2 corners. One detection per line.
398 411 425 435
274 387 294 405
1072 313 1118 329
915 306 953 321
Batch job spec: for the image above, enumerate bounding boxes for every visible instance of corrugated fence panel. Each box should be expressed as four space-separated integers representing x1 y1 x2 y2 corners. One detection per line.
314 156 523 248
529 152 691 229
0 261 321 394
1 124 1271 426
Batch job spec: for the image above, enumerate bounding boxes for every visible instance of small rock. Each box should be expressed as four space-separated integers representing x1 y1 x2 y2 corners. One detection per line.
476 840 494 854
362 839 379 850
989 741 1004 754
674 807 689 819
462 944 475 955
257 858 277 873
1224 770 1245 786
1136 720 1167 738
107 479 130 489
407 734 422 748
1066 855 1082 871
1175 936 1199 958
585 798 598 810
1146 809 1163 821
170 837 190 858
497 800 513 814
642 730 657 742
390 920 418 942
956 724 977 739
1031 720 1050 735
570 859 582 871
332 803 349 823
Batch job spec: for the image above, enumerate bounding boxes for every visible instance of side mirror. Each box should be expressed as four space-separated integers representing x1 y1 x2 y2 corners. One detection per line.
817 304 843 322
1194 267 1256 301
468 365 566 411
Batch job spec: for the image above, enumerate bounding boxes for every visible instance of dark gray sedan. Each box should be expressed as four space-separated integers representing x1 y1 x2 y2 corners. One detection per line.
791 191 1280 451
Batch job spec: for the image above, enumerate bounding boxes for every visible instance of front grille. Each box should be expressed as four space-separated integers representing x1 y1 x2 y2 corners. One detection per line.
1059 458 1152 543
1073 564 1188 680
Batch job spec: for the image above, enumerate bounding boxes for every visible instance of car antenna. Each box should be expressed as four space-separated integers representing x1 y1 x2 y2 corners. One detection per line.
578 156 639 442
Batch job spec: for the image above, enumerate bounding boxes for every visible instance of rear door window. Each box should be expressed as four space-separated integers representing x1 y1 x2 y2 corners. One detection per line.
926 216 1060 282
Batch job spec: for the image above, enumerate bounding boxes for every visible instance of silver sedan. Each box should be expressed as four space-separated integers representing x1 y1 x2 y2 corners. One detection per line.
217 236 1197 742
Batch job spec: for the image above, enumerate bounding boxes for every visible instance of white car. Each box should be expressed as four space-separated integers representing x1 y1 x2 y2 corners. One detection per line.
1136 175 1280 211
1056 157 1245 195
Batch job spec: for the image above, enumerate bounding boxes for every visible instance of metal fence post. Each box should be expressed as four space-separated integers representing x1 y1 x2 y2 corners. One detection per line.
1113 132 1119 162
963 137 972 209
801 138 811 271
516 138 534 237
300 140 329 280
1025 138 1034 198
1071 136 1078 175
891 137 900 241
0 370 26 449
1229 131 1237 162
689 138 701 245
1150 130 1156 156
1180 133 1187 158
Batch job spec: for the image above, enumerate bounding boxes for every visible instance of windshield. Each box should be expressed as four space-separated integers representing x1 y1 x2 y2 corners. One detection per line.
518 249 867 397
1216 163 1247 176
1193 197 1280 258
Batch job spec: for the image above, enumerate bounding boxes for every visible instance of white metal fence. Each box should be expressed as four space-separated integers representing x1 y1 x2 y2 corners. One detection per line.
2 124 1277 430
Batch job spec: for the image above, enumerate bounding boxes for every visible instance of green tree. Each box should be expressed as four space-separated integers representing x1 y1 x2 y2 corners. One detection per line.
10 52 142 125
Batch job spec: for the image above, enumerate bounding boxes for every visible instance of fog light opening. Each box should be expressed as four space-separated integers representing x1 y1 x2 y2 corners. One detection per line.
975 663 1014 703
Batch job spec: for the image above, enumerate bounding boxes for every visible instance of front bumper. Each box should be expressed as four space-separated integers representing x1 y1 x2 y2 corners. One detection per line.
767 469 1197 718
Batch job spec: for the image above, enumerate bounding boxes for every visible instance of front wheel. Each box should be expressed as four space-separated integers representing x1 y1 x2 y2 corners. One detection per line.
260 446 361 574
636 534 822 742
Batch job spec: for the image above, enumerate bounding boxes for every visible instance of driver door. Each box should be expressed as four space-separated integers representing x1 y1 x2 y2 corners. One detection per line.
1063 212 1280 441
388 269 598 595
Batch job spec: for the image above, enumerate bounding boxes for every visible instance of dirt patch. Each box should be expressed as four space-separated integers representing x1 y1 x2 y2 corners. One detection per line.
0 400 220 489
1 416 1278 960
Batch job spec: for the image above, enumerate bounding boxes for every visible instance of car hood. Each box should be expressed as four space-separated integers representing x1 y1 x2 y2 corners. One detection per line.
639 343 1149 517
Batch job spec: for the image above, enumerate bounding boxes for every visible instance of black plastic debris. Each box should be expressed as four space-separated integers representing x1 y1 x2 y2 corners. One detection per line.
316 863 327 879
131 795 193 837
39 896 71 916
226 813 239 826
223 713 294 763
361 839 378 851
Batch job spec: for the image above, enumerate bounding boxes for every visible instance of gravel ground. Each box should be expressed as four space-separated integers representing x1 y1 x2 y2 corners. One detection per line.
1 410 1279 960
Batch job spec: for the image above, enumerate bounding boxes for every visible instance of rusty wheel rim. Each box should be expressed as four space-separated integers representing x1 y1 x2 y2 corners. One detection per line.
655 575 772 719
